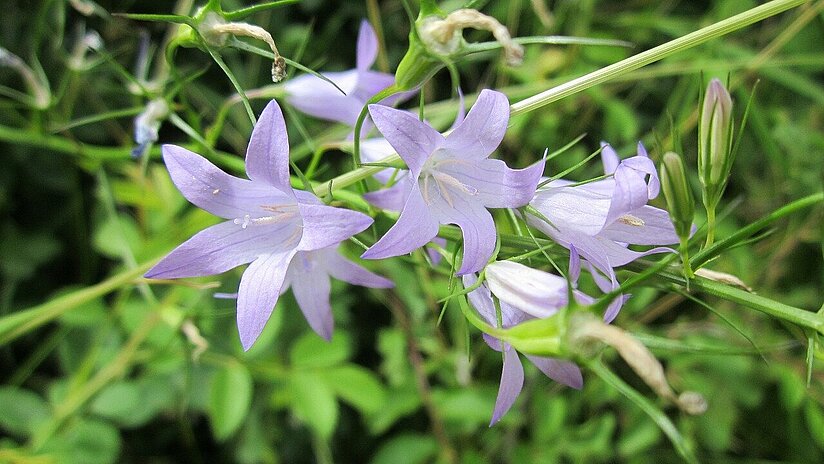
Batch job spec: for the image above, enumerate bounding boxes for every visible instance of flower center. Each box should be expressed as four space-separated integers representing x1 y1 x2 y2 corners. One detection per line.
419 158 478 207
233 204 298 229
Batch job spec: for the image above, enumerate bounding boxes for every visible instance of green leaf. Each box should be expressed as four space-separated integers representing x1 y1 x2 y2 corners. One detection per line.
320 365 387 416
368 386 422 434
290 371 338 440
370 433 438 464
804 401 824 449
90 382 142 427
208 363 254 441
0 386 51 436
40 419 121 464
92 213 141 260
289 332 351 369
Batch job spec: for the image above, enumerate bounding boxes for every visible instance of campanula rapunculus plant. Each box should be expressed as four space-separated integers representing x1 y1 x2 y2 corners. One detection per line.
361 89 545 275
145 100 379 349
528 143 678 321
464 260 585 424
285 21 406 130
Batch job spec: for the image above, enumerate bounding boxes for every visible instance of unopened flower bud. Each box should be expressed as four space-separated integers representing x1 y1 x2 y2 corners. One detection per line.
485 261 568 319
698 78 733 202
660 152 694 240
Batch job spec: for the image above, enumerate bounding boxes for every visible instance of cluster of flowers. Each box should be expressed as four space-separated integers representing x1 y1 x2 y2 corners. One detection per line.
146 22 680 424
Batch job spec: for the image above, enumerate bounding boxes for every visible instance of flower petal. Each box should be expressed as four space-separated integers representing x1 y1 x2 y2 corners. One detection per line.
485 261 568 318
360 137 402 183
529 184 611 236
363 177 412 211
288 253 334 340
599 205 679 245
285 71 364 125
237 250 296 350
368 105 443 176
352 71 395 102
297 203 373 251
525 356 583 389
162 145 291 219
356 20 378 72
604 159 656 227
442 89 509 160
362 184 440 260
145 220 300 279
325 247 394 288
444 158 544 209
600 142 620 174
490 345 524 426
428 191 496 275
245 100 293 194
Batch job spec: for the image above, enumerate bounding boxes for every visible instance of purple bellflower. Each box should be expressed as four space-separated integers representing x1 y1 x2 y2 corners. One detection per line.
285 21 407 130
528 142 678 321
145 100 383 350
463 260 586 425
361 89 545 275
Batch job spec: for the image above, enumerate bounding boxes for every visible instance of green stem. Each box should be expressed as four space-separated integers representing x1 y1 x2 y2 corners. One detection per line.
352 85 401 170
692 192 823 269
587 360 698 464
0 123 246 172
509 0 805 116
662 271 824 336
0 260 157 346
679 236 695 280
704 206 716 248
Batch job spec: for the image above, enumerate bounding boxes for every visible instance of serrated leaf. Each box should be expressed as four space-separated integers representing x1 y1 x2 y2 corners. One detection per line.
290 371 338 440
290 332 351 369
208 363 254 441
321 365 387 416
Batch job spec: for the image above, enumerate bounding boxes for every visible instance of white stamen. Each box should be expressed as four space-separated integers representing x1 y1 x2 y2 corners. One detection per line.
212 188 220 195
233 214 251 229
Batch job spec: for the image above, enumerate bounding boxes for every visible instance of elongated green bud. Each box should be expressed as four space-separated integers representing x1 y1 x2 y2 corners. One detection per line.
698 78 733 204
660 152 695 240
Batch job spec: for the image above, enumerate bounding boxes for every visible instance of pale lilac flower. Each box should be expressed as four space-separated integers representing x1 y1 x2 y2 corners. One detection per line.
463 260 585 425
528 142 678 320
285 21 407 130
362 89 545 275
282 246 393 340
145 100 376 350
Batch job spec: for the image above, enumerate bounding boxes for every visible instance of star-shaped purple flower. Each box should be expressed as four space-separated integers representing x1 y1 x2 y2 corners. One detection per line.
145 100 380 350
284 20 405 129
361 89 545 275
463 260 585 425
528 142 678 321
